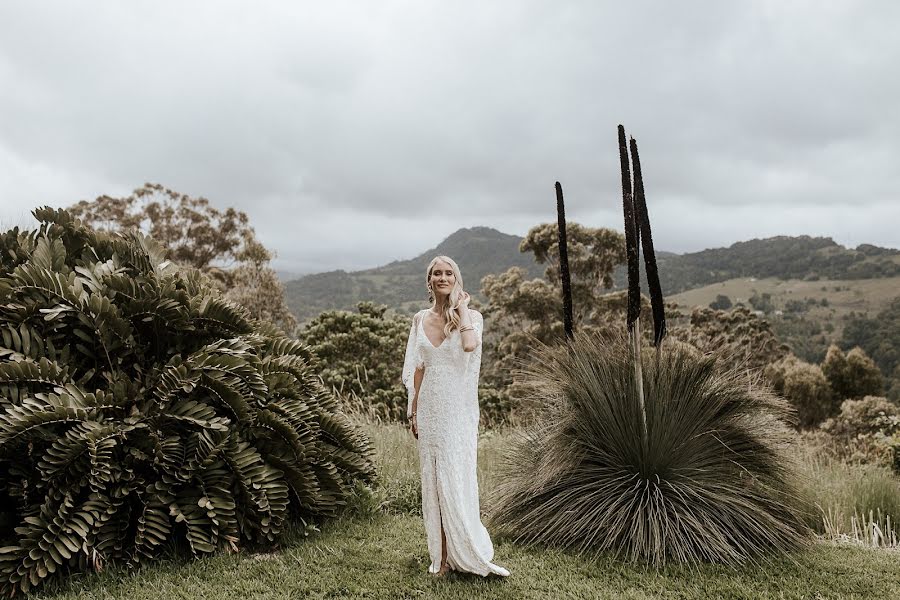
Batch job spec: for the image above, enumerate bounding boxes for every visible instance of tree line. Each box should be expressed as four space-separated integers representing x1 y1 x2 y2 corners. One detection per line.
60 185 900 424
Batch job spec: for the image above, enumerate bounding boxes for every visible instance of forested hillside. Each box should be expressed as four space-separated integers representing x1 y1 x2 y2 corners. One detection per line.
285 229 899 323
670 276 900 364
283 227 545 321
613 236 900 294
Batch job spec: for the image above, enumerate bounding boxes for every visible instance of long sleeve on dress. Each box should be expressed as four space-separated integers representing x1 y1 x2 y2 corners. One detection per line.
465 311 484 401
401 311 424 418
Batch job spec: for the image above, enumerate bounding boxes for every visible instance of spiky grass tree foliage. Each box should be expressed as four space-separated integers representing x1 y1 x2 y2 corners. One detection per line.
0 208 374 595
489 332 809 566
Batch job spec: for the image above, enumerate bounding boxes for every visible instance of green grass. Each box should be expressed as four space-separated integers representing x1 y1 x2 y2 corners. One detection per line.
32 514 900 600
30 424 900 599
795 441 900 546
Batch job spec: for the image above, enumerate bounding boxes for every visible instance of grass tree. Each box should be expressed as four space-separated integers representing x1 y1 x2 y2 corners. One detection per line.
488 332 810 565
489 127 809 565
0 208 374 595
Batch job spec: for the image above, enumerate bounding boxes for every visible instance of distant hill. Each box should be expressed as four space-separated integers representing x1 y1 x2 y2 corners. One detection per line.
283 227 545 322
276 270 309 282
612 236 900 295
285 229 900 323
670 275 900 363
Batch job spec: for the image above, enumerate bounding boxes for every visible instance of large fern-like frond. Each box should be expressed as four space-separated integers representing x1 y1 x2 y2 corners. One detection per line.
223 439 288 542
0 397 89 449
0 324 57 364
30 236 67 274
130 492 172 564
160 399 230 432
0 490 105 595
0 357 70 407
8 264 85 309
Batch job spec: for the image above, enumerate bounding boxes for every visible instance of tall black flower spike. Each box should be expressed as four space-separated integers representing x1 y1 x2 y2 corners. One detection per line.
619 124 648 447
555 181 574 340
629 137 666 347
618 125 641 330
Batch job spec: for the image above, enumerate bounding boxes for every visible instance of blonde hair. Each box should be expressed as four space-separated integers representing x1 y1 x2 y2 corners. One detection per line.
426 255 464 337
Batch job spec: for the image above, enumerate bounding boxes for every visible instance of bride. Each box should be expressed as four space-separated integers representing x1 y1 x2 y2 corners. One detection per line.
401 255 510 578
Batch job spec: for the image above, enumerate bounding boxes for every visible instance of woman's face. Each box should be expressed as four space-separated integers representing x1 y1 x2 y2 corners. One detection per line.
430 260 456 299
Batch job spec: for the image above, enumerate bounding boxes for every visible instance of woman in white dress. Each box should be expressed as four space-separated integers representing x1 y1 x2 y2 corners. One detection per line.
401 255 510 578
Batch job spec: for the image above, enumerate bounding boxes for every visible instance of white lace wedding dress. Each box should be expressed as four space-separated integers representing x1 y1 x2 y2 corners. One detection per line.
401 309 510 577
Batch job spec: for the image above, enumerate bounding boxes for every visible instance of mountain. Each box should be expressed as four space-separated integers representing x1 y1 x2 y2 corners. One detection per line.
276 269 310 282
283 227 545 322
285 229 900 323
611 236 900 295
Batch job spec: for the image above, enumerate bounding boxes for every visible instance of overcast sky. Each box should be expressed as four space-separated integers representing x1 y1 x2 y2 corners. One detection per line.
1 1 898 274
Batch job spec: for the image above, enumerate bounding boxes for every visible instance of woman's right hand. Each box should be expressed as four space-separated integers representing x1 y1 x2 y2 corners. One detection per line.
410 415 418 439
455 290 471 311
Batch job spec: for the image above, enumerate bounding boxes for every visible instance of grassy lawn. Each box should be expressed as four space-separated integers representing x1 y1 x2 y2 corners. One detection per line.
33 514 900 600
32 424 900 599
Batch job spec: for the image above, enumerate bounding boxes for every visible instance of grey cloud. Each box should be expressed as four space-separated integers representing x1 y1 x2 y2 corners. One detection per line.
1 0 898 273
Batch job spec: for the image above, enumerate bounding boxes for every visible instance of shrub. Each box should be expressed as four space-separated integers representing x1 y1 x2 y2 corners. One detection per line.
765 356 836 428
844 347 884 397
749 292 774 314
488 332 809 566
822 345 884 401
300 303 408 421
819 397 900 470
476 385 517 429
822 345 851 398
841 298 900 400
708 294 732 310
669 306 789 374
822 396 900 440
784 299 808 314
0 209 374 595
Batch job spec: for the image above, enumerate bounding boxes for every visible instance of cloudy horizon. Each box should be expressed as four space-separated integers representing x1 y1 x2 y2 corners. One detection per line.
1 1 898 274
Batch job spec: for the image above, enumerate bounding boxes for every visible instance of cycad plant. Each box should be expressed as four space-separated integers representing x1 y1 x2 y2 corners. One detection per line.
0 208 374 595
489 332 810 565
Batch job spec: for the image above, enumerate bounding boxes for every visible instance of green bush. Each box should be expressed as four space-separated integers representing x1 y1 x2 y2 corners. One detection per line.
819 397 900 471
822 345 884 401
766 356 836 428
822 396 900 440
0 209 374 595
489 332 809 566
842 298 900 404
669 306 790 374
300 302 408 421
708 294 733 310
301 303 514 426
748 292 774 314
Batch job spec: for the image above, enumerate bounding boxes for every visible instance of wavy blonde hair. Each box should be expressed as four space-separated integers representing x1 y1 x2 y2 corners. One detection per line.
426 255 464 337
